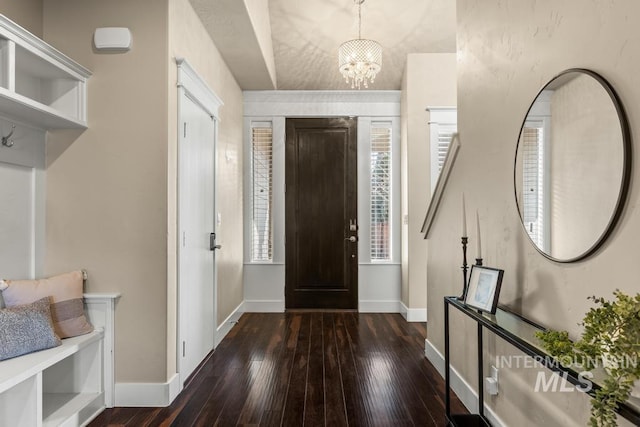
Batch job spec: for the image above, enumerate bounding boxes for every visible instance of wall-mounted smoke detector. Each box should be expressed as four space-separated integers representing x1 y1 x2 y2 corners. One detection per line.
94 27 132 52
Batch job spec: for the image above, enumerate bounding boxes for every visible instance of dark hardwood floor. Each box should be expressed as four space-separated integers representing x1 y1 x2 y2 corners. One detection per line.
90 312 467 426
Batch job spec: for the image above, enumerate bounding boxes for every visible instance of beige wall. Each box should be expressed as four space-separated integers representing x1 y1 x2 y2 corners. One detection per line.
427 0 640 425
40 0 244 385
401 53 456 309
167 0 244 375
0 0 42 37
43 0 170 383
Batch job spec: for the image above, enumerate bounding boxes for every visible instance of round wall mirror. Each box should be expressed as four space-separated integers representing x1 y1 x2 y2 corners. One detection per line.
514 69 631 262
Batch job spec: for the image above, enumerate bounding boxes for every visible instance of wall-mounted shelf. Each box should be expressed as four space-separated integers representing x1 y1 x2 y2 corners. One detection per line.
444 296 640 426
0 15 91 129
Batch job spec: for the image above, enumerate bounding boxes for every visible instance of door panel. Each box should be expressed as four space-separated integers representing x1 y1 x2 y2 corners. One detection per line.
285 118 357 309
178 91 216 381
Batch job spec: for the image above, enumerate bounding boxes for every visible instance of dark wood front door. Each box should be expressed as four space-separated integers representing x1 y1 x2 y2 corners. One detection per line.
285 118 358 309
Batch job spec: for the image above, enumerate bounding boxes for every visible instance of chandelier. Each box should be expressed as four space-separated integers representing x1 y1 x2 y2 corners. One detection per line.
338 0 382 89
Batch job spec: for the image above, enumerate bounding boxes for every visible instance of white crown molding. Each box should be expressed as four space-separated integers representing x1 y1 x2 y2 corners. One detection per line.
176 57 224 119
0 14 91 78
243 90 401 117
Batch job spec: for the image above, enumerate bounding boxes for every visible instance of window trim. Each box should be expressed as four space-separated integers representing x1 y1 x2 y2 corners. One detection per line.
370 121 393 262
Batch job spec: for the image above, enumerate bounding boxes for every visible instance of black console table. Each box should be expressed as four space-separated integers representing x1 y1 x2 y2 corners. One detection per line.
444 296 640 426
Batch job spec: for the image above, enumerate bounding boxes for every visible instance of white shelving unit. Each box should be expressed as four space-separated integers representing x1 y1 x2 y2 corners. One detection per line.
0 14 90 129
0 294 119 427
0 331 103 427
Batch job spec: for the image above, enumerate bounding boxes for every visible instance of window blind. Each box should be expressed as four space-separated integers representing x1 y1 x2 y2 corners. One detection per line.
436 124 457 173
521 126 544 247
251 124 273 261
370 125 392 261
428 108 457 194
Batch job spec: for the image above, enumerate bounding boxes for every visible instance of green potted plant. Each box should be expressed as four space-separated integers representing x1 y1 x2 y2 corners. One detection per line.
535 290 640 427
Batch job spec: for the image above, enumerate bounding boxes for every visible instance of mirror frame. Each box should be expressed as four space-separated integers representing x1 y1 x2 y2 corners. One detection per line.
513 68 632 263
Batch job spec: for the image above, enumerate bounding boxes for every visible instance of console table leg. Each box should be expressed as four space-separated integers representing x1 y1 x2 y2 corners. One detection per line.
444 299 451 421
478 322 484 418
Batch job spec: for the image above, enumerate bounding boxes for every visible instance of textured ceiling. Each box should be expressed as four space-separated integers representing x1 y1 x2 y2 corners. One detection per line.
269 0 457 90
192 0 456 91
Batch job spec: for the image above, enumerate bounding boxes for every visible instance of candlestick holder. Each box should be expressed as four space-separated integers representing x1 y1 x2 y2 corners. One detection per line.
475 258 483 266
460 236 469 299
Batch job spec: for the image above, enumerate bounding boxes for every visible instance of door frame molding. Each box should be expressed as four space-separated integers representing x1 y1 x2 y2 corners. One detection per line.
243 92 402 312
176 58 223 386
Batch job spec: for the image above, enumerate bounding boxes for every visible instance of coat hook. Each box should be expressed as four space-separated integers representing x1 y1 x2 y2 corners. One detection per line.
1 125 15 147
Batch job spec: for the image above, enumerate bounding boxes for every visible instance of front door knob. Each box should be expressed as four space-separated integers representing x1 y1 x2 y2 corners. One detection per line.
345 236 357 243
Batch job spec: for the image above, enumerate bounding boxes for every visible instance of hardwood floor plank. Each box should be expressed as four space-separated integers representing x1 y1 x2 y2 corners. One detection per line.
280 313 311 427
90 313 467 427
353 314 413 425
259 313 302 426
338 312 380 426
376 315 438 426
303 313 325 426
236 317 287 425
206 314 281 426
89 407 155 426
322 313 348 427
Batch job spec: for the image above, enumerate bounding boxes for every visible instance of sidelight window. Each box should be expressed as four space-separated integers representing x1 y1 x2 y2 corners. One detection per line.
370 123 392 261
250 122 273 262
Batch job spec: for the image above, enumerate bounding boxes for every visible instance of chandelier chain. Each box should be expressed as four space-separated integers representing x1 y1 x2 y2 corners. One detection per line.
338 0 382 89
358 0 362 39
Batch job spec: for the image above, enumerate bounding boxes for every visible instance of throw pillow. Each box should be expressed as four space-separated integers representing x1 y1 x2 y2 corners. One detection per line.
0 297 62 361
0 270 93 338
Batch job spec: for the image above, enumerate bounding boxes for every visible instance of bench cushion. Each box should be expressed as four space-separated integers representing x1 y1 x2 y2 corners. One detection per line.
0 271 93 338
0 297 61 361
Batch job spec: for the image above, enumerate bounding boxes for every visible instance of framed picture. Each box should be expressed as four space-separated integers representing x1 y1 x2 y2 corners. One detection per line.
464 265 504 314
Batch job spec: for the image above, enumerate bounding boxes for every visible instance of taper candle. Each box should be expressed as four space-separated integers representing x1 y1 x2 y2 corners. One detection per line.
476 210 482 259
462 193 468 237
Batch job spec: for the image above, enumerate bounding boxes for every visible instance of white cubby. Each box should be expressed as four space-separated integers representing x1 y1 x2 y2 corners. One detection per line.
0 294 119 426
0 14 90 129
0 373 40 426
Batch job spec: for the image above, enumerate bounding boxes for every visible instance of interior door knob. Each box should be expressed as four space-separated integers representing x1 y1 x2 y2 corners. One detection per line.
345 236 357 242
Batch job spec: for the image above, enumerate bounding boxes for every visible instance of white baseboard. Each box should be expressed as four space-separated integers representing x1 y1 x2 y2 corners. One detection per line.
424 339 506 427
116 302 245 408
359 300 401 313
215 301 244 347
400 302 427 322
115 373 181 407
242 299 285 312
241 299 403 314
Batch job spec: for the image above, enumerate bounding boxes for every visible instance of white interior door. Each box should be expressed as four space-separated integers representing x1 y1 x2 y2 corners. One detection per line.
178 90 216 382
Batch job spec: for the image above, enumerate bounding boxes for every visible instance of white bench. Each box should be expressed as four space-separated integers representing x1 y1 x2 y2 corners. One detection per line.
0 294 119 427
